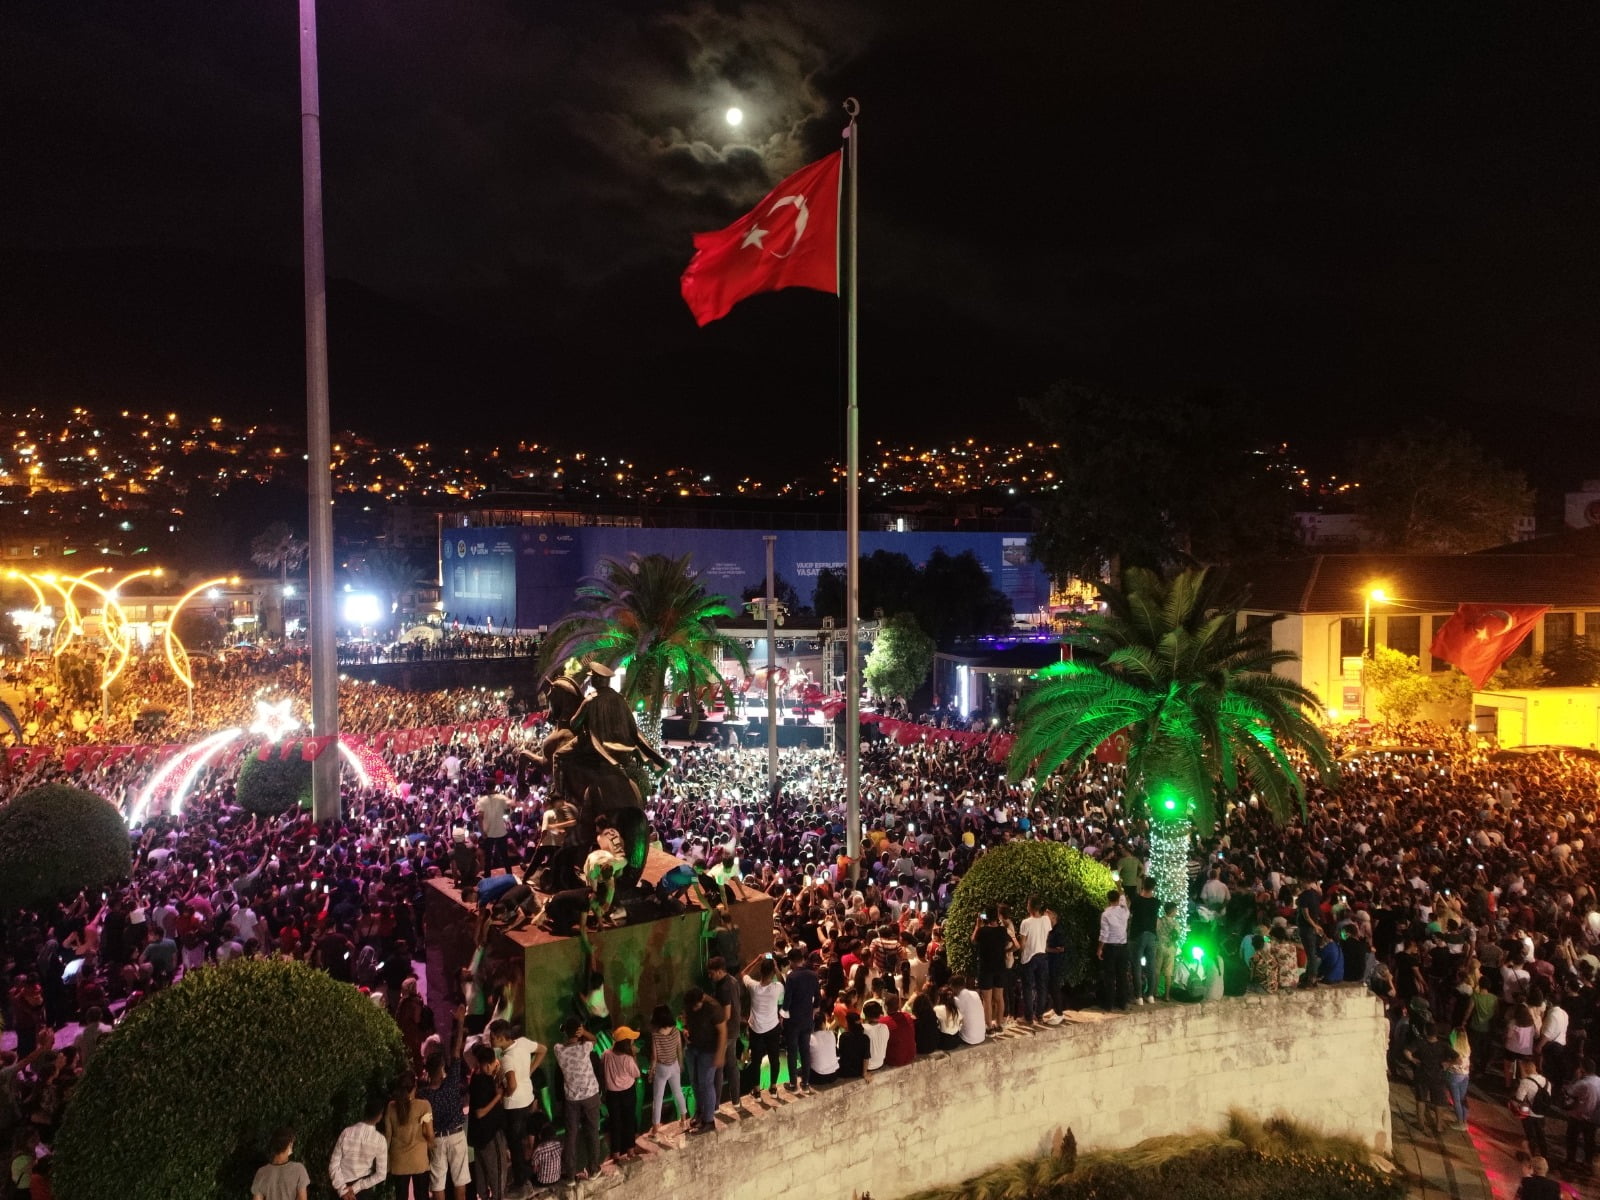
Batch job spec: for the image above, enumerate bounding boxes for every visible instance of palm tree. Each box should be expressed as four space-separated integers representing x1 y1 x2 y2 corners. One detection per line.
538 553 749 744
251 522 307 640
250 522 307 584
1008 566 1334 942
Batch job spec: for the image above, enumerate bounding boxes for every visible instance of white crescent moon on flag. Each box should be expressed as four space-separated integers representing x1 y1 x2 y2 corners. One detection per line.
764 193 809 258
1485 609 1515 633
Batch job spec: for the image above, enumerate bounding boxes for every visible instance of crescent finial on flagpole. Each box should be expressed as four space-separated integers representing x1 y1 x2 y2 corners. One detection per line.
843 97 860 122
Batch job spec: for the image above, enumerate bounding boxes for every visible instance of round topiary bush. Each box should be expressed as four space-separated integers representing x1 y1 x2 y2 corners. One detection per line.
0 783 130 911
56 958 405 1200
945 839 1116 988
234 746 314 815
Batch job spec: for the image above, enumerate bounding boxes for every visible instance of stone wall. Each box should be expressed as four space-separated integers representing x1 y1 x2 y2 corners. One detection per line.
571 986 1390 1200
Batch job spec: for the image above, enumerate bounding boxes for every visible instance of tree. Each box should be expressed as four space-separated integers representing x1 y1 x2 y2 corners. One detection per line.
918 549 1014 640
55 959 404 1200
172 608 225 650
1354 424 1532 553
1363 647 1435 722
813 549 1012 641
1365 647 1477 723
234 746 314 815
945 841 1116 988
1490 654 1549 690
0 784 130 912
740 573 802 616
352 546 423 633
538 553 750 742
1541 637 1600 687
249 520 307 584
864 612 937 703
1008 567 1334 942
1023 383 1299 580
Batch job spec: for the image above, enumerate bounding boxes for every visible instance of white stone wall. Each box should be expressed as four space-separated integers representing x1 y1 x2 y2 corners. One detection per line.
571 986 1391 1200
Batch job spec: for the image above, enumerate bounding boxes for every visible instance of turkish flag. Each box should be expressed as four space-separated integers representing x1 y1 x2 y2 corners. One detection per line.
1094 728 1133 765
680 151 841 326
1429 604 1548 688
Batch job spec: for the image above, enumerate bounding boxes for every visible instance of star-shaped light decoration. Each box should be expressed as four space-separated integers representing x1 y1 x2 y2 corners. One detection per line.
249 698 301 743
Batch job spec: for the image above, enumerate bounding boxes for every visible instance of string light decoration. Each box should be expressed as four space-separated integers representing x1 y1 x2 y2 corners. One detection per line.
1148 814 1192 946
249 698 301 743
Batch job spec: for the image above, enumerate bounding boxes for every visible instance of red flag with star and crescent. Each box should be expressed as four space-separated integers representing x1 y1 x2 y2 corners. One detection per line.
1429 603 1549 688
679 151 842 326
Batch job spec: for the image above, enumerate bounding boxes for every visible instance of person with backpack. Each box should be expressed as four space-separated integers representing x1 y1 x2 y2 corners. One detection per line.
1512 1057 1555 1160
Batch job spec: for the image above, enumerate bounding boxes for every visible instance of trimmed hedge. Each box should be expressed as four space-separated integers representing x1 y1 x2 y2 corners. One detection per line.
234 746 314 815
56 958 405 1200
945 840 1115 987
0 783 130 911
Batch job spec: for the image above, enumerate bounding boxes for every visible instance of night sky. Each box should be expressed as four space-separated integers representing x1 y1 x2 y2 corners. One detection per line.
3 2 1597 482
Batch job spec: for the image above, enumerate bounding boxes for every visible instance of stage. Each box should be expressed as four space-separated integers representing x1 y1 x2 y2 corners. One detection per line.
423 847 773 1048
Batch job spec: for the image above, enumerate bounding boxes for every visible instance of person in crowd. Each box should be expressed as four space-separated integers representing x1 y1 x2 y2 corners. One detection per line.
329 1096 388 1199
837 1011 871 1081
1512 1056 1555 1161
1562 1057 1600 1177
600 1027 642 1164
416 1003 470 1200
683 987 727 1134
485 1018 544 1193
381 1072 433 1200
741 951 785 1100
1098 890 1131 1011
781 949 821 1094
806 1007 842 1086
251 1128 310 1200
551 1018 602 1181
645 1004 689 1139
1516 1155 1561 1200
458 1045 504 1198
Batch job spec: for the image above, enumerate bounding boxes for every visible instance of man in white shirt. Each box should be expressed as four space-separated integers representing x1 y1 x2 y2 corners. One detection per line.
1537 999 1570 1086
1018 896 1056 1024
953 977 987 1045
475 791 511 872
329 1097 388 1198
1098 889 1131 1011
488 1018 546 1193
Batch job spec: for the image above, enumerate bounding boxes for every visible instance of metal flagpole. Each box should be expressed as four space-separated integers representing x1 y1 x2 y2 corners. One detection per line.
299 0 341 821
843 98 862 883
764 534 779 799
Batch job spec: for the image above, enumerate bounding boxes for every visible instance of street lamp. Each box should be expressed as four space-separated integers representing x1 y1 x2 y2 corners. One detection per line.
164 575 238 719
1361 585 1389 721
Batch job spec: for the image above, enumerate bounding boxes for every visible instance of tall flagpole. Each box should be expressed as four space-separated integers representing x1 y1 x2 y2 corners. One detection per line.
300 0 341 821
843 98 862 883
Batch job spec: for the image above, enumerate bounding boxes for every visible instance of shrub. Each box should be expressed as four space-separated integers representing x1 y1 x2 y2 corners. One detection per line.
234 745 314 815
905 1117 1400 1200
0 784 130 911
56 958 405 1200
945 839 1115 987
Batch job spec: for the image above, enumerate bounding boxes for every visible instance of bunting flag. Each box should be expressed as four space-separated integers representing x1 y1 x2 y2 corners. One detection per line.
1429 603 1549 688
679 151 842 326
300 735 337 762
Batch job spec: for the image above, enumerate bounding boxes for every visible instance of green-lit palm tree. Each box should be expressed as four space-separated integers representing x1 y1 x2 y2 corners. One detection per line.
1008 566 1335 940
538 553 749 744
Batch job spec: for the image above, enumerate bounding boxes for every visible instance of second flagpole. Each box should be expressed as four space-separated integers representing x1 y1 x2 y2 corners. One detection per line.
843 97 862 883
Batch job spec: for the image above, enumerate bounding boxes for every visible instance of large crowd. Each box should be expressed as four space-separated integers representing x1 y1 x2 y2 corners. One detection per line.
5 662 1600 1197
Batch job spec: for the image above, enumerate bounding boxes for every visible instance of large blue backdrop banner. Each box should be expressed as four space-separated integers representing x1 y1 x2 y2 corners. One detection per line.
439 526 1048 631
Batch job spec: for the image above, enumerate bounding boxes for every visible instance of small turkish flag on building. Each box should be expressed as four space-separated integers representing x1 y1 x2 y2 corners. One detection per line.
680 151 841 326
1429 603 1549 688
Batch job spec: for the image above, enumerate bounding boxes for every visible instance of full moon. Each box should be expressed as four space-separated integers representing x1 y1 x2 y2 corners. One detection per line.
725 107 743 128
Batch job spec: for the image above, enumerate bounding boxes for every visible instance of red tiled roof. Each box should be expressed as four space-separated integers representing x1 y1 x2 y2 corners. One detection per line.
1227 554 1600 614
